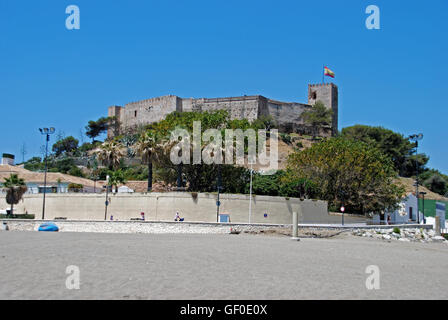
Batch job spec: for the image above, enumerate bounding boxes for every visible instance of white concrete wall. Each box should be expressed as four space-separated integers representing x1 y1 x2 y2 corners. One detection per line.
0 192 340 224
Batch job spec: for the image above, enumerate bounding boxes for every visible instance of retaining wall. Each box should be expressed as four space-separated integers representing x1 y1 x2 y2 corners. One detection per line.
0 192 367 224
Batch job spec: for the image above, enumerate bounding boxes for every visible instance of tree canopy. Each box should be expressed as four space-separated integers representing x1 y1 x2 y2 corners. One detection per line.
422 171 448 195
85 116 118 142
340 124 428 177
141 110 277 193
302 101 333 137
249 170 318 199
52 136 79 156
284 137 405 214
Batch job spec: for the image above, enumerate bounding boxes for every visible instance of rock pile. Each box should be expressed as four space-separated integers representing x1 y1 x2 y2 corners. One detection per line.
352 228 448 244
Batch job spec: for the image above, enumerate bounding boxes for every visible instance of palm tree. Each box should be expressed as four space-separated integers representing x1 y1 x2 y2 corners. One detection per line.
134 131 166 192
3 174 27 216
108 169 127 193
95 141 125 170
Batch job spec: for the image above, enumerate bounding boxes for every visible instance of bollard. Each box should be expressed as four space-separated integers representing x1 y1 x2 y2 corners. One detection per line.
291 211 300 241
435 216 441 236
1 222 9 231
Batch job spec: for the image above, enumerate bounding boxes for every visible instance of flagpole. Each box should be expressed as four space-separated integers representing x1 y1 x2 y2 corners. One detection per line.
322 65 325 84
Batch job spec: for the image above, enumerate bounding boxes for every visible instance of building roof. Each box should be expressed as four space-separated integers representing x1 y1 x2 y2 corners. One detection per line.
0 164 100 187
97 180 172 193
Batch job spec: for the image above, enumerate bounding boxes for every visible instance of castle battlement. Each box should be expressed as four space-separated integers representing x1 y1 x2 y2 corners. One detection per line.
126 95 179 106
308 82 338 88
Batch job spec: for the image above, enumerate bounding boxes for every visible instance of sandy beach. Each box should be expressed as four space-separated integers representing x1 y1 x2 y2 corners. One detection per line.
0 231 447 300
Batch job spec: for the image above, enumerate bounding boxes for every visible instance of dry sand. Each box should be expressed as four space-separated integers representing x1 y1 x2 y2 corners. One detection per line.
0 231 447 300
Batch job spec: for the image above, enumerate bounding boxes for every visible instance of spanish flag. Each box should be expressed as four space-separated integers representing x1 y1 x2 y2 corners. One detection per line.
324 66 335 78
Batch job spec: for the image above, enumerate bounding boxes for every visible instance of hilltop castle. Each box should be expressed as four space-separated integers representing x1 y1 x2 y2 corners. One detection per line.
107 83 338 137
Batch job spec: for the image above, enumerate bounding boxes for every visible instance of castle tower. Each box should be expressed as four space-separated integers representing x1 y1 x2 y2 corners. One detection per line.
107 105 124 138
308 83 338 136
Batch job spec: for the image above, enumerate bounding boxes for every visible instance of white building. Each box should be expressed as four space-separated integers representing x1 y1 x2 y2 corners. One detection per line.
0 164 102 194
372 193 424 225
1 154 15 166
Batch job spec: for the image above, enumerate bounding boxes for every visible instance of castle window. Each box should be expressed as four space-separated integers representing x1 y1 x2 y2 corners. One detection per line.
312 91 317 100
134 110 137 118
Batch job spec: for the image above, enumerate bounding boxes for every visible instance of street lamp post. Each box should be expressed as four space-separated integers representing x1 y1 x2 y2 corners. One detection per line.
248 163 253 224
420 191 427 223
216 165 222 223
338 187 346 226
39 127 55 220
104 175 110 220
409 133 423 223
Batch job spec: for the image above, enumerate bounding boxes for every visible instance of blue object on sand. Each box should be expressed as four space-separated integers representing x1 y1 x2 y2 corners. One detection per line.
38 222 59 232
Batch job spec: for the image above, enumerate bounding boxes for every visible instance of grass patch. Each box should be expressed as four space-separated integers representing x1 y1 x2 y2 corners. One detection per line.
0 214 35 220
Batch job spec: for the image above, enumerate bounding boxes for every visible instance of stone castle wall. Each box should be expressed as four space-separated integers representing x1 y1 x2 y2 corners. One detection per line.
119 95 182 133
108 83 338 136
180 95 262 121
266 99 312 133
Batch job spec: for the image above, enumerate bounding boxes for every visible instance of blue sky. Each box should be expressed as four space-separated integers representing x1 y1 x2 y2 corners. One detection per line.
1 0 447 173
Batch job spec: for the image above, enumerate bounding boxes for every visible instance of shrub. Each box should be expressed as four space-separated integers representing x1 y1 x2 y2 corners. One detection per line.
0 214 35 219
122 165 149 181
393 227 401 234
68 166 85 178
79 141 102 153
279 177 318 199
68 183 83 192
250 171 282 196
280 133 292 144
